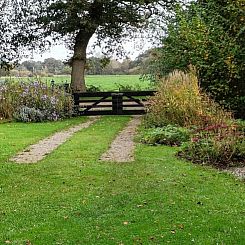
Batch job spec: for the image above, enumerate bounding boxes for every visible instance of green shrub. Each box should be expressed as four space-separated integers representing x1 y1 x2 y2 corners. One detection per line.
140 125 190 146
117 83 141 92
236 119 245 134
86 84 102 92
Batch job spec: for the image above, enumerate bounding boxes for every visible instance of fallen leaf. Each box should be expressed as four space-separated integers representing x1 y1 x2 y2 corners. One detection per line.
197 201 203 205
178 224 184 229
137 204 143 208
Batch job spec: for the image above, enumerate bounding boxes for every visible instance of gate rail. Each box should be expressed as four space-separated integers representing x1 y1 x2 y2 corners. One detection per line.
73 91 156 115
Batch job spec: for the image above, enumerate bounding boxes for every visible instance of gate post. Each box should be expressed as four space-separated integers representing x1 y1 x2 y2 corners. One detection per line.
112 93 123 115
73 93 80 115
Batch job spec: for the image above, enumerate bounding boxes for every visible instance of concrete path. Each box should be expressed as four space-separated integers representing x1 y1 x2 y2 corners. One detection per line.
100 116 141 162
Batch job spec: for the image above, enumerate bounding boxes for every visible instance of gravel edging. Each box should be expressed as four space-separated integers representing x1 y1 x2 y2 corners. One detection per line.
100 116 142 162
10 116 99 164
226 167 245 180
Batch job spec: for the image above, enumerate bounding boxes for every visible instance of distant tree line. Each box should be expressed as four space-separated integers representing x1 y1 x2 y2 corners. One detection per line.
87 50 152 75
0 50 153 77
0 58 71 77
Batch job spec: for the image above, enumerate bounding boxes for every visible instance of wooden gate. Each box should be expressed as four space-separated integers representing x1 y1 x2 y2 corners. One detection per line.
73 91 156 115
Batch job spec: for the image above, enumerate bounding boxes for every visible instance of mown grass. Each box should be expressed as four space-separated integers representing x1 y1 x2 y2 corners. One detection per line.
3 75 154 91
0 116 244 244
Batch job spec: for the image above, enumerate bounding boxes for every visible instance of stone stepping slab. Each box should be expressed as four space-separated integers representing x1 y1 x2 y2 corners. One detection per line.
100 116 142 162
10 117 99 164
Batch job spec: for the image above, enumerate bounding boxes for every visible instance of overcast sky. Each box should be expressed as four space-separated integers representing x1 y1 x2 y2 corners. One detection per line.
29 34 154 62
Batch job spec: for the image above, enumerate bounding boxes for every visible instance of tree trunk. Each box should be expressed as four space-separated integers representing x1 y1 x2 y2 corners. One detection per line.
71 30 94 92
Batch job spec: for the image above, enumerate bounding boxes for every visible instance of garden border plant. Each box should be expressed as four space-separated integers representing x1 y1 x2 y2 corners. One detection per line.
142 69 245 169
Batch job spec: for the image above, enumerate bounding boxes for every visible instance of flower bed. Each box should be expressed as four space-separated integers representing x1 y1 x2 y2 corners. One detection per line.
0 80 74 122
142 70 245 168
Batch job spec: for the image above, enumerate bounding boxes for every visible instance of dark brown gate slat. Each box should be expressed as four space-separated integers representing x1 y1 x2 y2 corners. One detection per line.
82 96 109 114
125 95 144 106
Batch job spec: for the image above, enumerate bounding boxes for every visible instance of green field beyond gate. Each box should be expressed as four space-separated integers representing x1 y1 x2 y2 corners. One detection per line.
2 75 154 91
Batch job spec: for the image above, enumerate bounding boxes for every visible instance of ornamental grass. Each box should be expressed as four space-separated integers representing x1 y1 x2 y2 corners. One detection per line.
145 69 232 128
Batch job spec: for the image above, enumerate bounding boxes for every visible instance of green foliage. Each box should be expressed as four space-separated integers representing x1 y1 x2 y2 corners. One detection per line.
236 119 245 133
117 83 142 92
0 80 74 121
86 84 102 92
149 0 245 118
19 58 71 76
145 70 232 128
140 125 190 146
14 56 146 77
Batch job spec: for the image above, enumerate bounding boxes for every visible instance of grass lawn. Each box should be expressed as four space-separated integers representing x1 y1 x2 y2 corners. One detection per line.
0 116 244 244
3 75 154 91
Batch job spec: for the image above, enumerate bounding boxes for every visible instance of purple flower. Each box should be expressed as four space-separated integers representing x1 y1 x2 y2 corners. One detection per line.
41 95 48 101
50 96 58 105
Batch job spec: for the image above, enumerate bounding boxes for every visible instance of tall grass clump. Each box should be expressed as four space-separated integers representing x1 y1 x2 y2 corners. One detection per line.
145 69 232 128
0 80 73 122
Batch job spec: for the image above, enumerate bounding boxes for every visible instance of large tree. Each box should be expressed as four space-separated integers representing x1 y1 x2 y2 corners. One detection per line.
7 0 180 91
